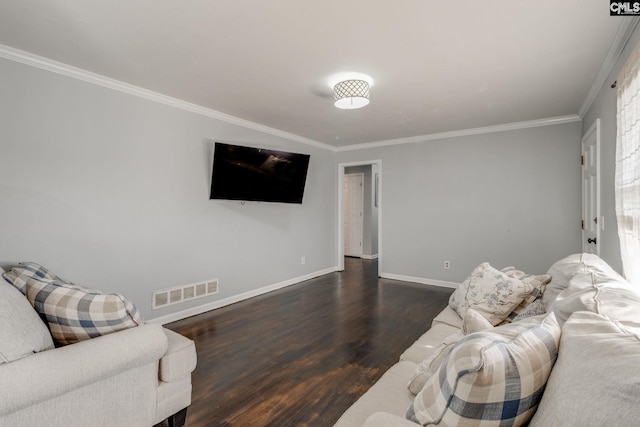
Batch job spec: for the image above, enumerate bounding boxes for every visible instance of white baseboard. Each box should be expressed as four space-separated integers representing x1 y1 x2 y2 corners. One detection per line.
361 253 379 260
148 266 338 325
379 272 459 289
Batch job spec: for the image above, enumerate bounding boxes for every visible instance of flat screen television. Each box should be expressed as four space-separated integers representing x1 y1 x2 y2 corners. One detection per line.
209 142 311 204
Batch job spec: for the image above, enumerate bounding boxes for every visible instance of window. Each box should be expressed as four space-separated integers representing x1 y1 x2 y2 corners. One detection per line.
615 40 640 286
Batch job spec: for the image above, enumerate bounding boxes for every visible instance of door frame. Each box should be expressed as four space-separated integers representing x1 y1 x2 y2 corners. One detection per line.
581 118 601 255
337 160 382 271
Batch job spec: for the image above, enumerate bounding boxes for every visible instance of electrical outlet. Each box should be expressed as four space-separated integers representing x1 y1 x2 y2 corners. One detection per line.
444 260 451 269
301 256 306 265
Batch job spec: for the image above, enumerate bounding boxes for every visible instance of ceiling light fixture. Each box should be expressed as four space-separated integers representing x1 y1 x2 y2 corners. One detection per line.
334 79 370 109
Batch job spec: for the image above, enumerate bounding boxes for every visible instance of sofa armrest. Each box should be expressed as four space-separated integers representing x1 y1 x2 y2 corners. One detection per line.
159 328 197 382
0 324 168 416
363 412 419 427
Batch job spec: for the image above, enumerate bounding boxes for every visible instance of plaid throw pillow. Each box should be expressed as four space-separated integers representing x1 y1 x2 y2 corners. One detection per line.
27 279 143 346
409 310 494 395
2 262 64 294
3 263 143 346
407 313 560 426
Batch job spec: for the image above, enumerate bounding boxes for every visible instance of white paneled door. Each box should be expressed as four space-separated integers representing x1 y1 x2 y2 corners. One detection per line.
582 119 601 255
344 173 364 257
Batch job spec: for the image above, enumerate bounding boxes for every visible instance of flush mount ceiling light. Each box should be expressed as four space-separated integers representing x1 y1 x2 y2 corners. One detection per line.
334 79 370 109
329 72 373 110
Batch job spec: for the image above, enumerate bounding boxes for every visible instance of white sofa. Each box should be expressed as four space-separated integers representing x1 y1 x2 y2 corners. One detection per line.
335 253 640 426
0 266 197 427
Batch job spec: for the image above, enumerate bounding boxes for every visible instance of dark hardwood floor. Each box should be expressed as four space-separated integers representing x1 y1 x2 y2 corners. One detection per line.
162 258 453 427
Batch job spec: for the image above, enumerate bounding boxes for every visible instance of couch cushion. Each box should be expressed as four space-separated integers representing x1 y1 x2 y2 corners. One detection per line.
449 262 529 325
542 253 626 310
3 265 145 346
400 322 460 365
408 313 560 426
550 270 640 326
0 274 54 364
364 412 422 427
431 306 463 329
334 361 417 427
529 311 640 427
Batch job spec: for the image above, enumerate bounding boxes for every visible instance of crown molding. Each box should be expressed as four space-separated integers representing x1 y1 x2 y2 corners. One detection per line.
578 17 640 118
0 44 335 152
0 38 615 155
335 115 581 152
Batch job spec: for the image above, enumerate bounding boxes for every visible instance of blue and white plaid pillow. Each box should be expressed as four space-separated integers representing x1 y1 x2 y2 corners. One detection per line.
3 263 143 346
407 313 560 426
28 279 144 345
2 262 64 294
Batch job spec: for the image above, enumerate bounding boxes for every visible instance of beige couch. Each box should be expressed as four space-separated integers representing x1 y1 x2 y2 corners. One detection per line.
335 253 640 426
0 267 197 427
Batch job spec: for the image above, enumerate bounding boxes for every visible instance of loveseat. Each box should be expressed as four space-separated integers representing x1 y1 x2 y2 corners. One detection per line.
335 253 640 426
0 263 197 427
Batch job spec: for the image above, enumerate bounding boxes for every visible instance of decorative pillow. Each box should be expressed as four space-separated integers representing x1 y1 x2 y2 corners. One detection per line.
0 276 54 363
499 267 551 324
407 313 561 426
2 262 66 294
408 310 493 395
449 263 529 325
4 264 145 346
462 308 493 335
512 299 546 322
501 266 551 297
530 312 640 426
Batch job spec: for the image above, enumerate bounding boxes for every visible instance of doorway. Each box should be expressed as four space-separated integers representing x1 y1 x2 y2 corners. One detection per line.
337 161 382 272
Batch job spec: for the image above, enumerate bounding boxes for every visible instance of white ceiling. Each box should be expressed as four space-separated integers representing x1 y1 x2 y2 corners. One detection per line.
0 1 630 147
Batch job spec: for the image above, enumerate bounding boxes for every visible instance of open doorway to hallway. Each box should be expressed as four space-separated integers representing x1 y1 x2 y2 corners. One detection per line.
338 161 381 273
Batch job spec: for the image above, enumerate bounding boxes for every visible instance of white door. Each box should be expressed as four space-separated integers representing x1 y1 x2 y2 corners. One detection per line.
582 119 601 255
344 174 364 257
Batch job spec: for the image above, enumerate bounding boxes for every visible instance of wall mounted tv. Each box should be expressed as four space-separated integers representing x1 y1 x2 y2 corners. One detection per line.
209 142 311 204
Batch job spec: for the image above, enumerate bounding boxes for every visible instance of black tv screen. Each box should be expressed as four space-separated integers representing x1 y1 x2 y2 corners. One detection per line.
209 142 310 204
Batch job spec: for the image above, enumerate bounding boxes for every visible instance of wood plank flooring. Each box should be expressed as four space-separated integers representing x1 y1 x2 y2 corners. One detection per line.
162 258 453 427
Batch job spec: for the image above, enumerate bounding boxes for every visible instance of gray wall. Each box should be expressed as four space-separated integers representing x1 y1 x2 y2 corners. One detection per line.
344 165 379 257
582 25 640 274
4 25 631 319
337 123 583 283
0 57 337 321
